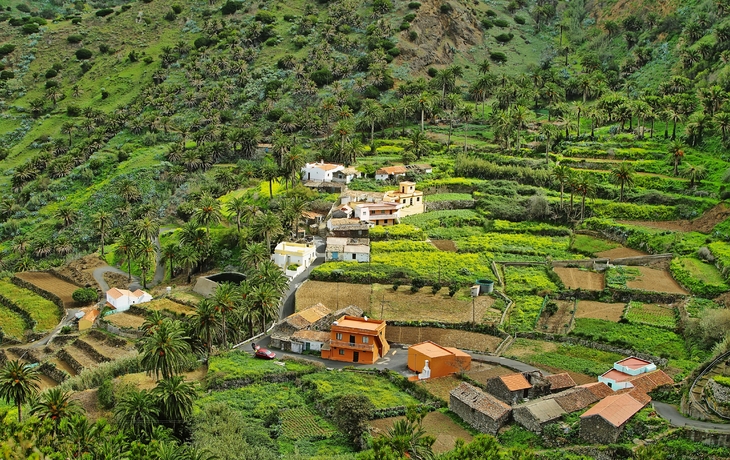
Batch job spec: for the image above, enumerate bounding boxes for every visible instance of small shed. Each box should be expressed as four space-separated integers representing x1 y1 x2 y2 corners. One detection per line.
78 308 100 331
407 341 471 379
546 386 601 413
291 330 331 353
449 382 511 435
580 393 646 444
544 372 577 393
486 373 532 405
513 399 566 433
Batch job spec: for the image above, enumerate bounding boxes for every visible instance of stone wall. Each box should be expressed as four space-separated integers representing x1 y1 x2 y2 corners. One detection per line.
449 394 509 435
39 362 69 384
682 427 730 447
579 416 622 444
57 348 84 375
424 200 476 212
706 380 730 418
74 340 110 363
486 379 521 405
512 407 542 433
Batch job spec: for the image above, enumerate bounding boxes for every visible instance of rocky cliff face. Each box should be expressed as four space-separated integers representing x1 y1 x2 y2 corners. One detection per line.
397 0 486 71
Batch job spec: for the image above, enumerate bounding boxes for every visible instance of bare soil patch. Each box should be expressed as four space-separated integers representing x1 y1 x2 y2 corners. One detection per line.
536 300 574 334
554 268 604 291
575 300 625 322
145 298 196 316
15 272 81 308
386 326 502 353
118 366 207 390
505 340 558 359
105 312 146 329
416 375 462 401
296 281 371 311
369 411 473 453
70 389 107 422
38 374 58 390
627 266 689 295
465 362 515 381
103 272 130 290
619 203 730 234
431 240 457 252
297 282 495 323
56 255 107 288
595 247 647 258
49 357 77 376
82 337 136 361
65 344 101 369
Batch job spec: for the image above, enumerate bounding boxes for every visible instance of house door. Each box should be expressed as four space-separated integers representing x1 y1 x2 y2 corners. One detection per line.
349 335 355 344
305 342 310 351
353 352 359 363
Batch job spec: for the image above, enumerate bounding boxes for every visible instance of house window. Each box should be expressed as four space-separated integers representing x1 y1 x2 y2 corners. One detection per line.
362 336 369 343
417 197 420 202
352 253 356 260
339 349 345 356
336 333 343 340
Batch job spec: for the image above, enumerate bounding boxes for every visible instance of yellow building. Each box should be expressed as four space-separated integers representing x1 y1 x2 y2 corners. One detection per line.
384 182 424 217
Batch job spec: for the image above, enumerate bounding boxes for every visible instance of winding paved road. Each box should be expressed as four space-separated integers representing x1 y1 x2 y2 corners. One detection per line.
92 266 141 292
653 402 730 432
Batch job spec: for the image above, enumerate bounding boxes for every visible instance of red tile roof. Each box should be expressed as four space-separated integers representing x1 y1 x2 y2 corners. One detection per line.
616 357 653 370
499 373 532 392
579 382 614 399
545 372 577 391
581 393 646 427
628 370 674 394
601 369 633 382
450 382 511 420
548 387 600 413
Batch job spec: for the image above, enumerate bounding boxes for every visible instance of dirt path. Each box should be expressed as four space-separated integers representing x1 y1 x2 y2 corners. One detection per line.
553 268 604 291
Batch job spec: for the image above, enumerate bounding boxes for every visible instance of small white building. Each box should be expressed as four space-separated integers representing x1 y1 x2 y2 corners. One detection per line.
326 237 370 262
106 288 152 312
302 161 344 182
614 357 657 376
332 166 361 184
291 330 331 353
271 242 317 270
375 165 408 181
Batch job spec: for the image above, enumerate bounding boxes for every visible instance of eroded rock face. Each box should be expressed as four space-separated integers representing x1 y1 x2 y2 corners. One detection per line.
398 0 485 70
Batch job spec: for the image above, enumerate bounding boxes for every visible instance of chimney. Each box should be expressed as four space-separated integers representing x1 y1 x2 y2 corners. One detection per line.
364 316 368 321
320 159 324 164
333 321 338 326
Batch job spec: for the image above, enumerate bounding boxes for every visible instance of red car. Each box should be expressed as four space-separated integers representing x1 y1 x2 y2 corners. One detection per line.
255 347 276 359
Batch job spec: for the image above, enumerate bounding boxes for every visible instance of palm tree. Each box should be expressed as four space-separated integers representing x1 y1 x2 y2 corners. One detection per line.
540 123 559 165
132 217 160 242
60 414 105 458
30 387 81 430
552 164 571 210
406 130 429 160
93 211 113 257
681 163 707 187
361 100 383 146
261 161 280 198
457 105 475 152
61 121 75 147
213 282 238 349
114 388 159 437
161 242 177 280
178 245 200 283
283 147 306 187
416 91 436 132
254 260 289 295
0 360 40 422
241 242 268 271
575 172 596 221
226 196 248 234
136 239 156 289
194 194 223 234
193 299 220 358
668 141 685 176
372 418 435 460
153 376 196 436
115 232 138 282
611 162 635 202
141 310 166 336
251 284 281 331
140 319 192 380
511 105 531 152
715 111 730 142
254 212 282 253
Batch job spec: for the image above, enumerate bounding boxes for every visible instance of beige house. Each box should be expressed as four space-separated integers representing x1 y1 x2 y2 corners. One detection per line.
271 242 316 273
383 181 424 217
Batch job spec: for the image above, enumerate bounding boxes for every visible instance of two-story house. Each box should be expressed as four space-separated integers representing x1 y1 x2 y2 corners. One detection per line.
353 202 402 226
383 181 424 216
321 315 389 364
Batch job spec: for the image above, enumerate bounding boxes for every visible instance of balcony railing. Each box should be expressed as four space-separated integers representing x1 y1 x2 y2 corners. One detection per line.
329 340 375 352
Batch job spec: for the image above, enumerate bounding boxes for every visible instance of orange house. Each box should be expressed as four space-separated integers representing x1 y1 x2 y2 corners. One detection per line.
321 316 389 364
407 341 471 379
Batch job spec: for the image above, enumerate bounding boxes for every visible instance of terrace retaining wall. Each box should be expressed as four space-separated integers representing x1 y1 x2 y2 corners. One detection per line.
424 200 476 212
39 362 69 383
74 339 110 363
57 348 84 374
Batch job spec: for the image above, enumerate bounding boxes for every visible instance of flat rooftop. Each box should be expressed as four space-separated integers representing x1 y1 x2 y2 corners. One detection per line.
335 315 383 331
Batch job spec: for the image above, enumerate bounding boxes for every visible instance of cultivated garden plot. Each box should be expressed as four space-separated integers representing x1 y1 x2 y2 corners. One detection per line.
595 247 648 259
430 239 458 252
15 271 81 307
553 267 604 291
369 411 474 454
622 302 677 329
0 279 61 332
575 300 626 322
295 281 372 312
0 305 28 340
49 357 77 377
104 312 146 329
143 298 196 316
386 326 503 353
626 266 689 295
504 338 624 378
416 375 463 401
536 300 574 334
464 362 516 382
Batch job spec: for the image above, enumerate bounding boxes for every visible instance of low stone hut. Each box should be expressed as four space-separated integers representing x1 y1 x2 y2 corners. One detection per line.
449 382 511 435
580 393 646 444
544 372 577 393
512 399 566 433
486 373 532 405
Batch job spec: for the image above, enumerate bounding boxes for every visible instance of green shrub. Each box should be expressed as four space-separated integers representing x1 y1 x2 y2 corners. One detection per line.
71 17 81 24
264 37 278 46
495 33 514 43
44 69 57 79
72 288 98 304
408 1 421 8
75 48 92 59
164 11 176 21
387 47 401 56
404 13 416 22
440 3 453 13
255 10 276 23
22 23 39 34
0 44 16 55
95 8 114 17
409 30 418 40
0 70 14 80
400 21 410 30
221 1 241 14
486 9 497 16
490 51 507 63
66 105 81 117
171 5 182 14
99 43 109 53
481 18 493 29
514 15 526 24
16 4 30 13
431 283 442 294
494 18 509 27
45 80 58 89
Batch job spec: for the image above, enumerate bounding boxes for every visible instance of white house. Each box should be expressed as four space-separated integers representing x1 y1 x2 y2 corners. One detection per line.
326 237 370 262
353 201 402 226
302 161 344 182
291 330 331 353
271 242 317 270
598 369 635 390
332 166 361 184
106 288 152 312
613 357 657 376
